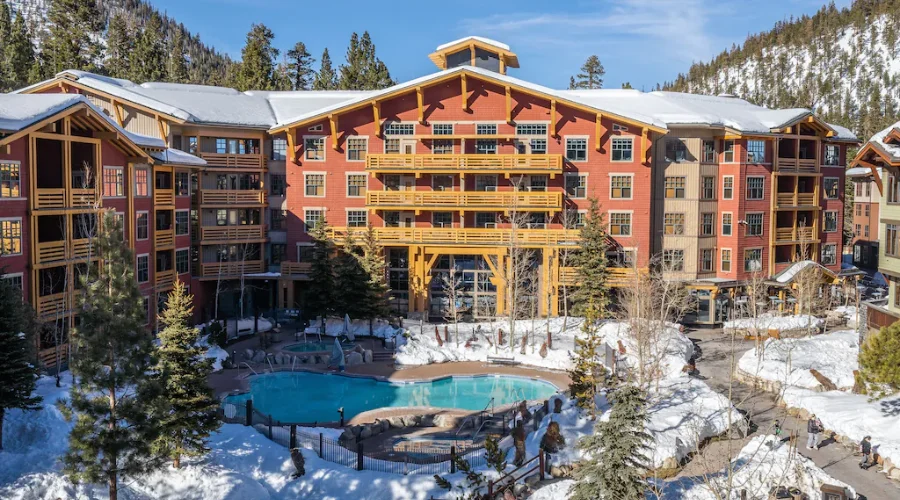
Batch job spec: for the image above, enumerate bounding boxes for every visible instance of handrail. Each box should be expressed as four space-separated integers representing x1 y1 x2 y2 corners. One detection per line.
487 450 545 497
239 362 259 377
266 355 276 373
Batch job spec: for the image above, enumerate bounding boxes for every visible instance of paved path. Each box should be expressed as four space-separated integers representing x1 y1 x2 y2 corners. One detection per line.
679 328 899 500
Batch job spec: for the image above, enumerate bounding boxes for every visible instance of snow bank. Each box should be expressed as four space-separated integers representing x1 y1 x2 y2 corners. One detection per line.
724 314 824 333
737 330 859 390
833 305 860 328
303 317 403 339
665 435 856 500
782 388 900 466
196 334 230 372
597 320 694 380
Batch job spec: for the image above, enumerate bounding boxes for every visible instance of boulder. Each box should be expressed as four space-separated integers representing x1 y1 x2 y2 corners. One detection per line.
796 408 811 420
883 457 894 473
347 352 363 366
251 350 267 364
339 429 354 443
890 468 900 482
524 474 541 487
368 423 381 437
364 350 373 364
660 456 679 471
359 426 372 439
421 414 435 427
380 419 390 433
387 416 405 428
243 348 254 360
350 425 362 437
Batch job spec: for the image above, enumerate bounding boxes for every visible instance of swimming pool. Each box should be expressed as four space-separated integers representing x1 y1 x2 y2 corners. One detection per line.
223 372 558 423
284 341 357 353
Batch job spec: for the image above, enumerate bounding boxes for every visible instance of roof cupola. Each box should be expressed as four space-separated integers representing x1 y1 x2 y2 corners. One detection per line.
428 36 519 74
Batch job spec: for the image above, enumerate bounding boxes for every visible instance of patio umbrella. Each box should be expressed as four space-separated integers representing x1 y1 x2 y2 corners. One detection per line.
330 337 345 370
344 314 355 341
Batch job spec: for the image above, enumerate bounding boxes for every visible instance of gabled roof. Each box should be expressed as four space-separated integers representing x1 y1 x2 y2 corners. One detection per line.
773 260 836 284
0 93 86 133
852 119 900 169
430 36 519 70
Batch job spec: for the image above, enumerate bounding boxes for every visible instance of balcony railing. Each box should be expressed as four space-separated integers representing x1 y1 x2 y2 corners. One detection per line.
327 227 580 247
366 154 564 175
155 229 175 249
154 190 174 206
35 189 66 209
38 342 68 369
200 260 265 277
776 192 817 208
200 225 266 243
70 238 93 259
35 239 96 265
156 269 175 289
281 262 312 276
200 153 266 170
36 292 70 317
70 188 97 208
199 190 267 205
777 158 818 172
366 190 563 211
775 226 816 243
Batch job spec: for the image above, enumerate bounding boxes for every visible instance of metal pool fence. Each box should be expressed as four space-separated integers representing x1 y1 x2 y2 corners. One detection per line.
220 399 487 476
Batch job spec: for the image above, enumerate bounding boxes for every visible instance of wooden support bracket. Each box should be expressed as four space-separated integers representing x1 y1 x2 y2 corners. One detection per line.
416 87 425 124
460 74 468 112
329 114 339 151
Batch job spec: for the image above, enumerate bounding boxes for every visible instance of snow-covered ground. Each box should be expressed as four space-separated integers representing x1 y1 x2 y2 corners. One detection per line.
833 305 860 328
724 314 824 334
737 330 859 391
303 317 403 339
195 334 229 372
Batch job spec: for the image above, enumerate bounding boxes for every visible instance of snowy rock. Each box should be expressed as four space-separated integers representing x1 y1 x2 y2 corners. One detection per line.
379 419 390 433
359 426 372 439
338 429 354 443
364 350 373 364
890 468 900 481
387 416 405 428
346 352 363 366
243 348 254 360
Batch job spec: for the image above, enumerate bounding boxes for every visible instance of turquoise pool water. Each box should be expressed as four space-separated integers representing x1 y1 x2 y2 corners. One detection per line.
223 372 558 423
284 342 356 353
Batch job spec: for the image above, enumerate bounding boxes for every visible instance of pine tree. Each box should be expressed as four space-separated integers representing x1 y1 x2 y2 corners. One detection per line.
0 272 41 450
4 13 35 91
131 12 167 82
285 41 315 90
151 280 220 468
60 213 162 500
571 198 610 316
571 384 651 500
572 55 605 89
339 32 364 90
44 0 105 74
104 13 132 79
237 23 279 91
858 322 900 399
568 303 605 417
332 233 369 319
568 76 576 90
339 32 394 90
0 1 12 90
358 225 391 321
621 82 634 89
304 219 336 327
313 48 338 90
167 27 190 84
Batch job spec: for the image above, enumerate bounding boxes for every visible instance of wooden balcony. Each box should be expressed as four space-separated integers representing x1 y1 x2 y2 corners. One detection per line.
200 225 266 243
36 292 70 317
35 240 67 264
70 188 98 208
366 154 564 176
154 190 174 206
156 269 175 289
776 158 818 173
559 266 639 287
200 260 265 278
70 238 93 259
327 227 580 247
200 153 266 170
38 342 69 369
366 190 563 212
35 189 66 209
776 192 817 208
281 262 312 276
774 226 817 243
155 229 175 249
199 190 267 206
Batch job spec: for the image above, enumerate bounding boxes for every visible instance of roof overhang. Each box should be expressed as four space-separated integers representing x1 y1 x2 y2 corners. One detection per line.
771 113 838 138
428 39 520 70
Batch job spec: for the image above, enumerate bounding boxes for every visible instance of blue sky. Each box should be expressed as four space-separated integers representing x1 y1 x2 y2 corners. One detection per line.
150 0 851 90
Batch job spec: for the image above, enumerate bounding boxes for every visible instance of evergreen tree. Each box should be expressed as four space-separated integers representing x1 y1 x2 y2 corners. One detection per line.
60 214 161 500
151 280 220 468
285 41 315 90
167 27 190 84
104 13 132 79
44 0 105 74
0 271 41 450
571 384 651 500
568 76 576 90
568 303 605 417
312 48 338 90
4 13 35 91
339 32 364 90
131 12 167 82
0 1 12 90
572 55 605 89
237 23 279 91
858 321 900 399
332 233 369 319
339 32 394 90
304 219 336 327
621 82 634 89
571 198 610 316
358 225 391 321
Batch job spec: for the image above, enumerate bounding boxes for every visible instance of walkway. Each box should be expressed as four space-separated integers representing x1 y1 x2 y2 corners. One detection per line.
681 328 899 500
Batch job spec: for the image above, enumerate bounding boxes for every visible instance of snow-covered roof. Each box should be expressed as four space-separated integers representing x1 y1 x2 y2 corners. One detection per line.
247 90 374 127
773 260 836 284
148 148 207 167
845 166 875 177
436 36 511 52
867 119 900 161
0 94 85 132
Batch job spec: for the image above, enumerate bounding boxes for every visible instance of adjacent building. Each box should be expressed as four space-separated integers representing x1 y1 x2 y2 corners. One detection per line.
846 166 881 270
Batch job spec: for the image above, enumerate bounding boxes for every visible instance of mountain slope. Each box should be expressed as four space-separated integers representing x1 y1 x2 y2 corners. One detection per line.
663 0 900 140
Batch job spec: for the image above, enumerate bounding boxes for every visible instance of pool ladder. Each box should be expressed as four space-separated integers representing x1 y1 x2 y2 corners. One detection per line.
238 362 259 378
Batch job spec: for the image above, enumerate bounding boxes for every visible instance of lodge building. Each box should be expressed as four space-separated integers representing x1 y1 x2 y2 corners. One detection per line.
0 37 856 365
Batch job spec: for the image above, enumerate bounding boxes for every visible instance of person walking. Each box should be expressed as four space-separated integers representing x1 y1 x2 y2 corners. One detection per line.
806 414 822 450
859 436 873 469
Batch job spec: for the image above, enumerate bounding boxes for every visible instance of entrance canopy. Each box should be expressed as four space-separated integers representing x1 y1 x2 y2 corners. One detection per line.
772 260 837 285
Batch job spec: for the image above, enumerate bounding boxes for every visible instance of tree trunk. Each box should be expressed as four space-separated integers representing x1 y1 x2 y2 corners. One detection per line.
174 453 181 469
108 470 118 500
0 409 4 450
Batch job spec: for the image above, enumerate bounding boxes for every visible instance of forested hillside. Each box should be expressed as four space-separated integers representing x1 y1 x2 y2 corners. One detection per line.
663 0 900 140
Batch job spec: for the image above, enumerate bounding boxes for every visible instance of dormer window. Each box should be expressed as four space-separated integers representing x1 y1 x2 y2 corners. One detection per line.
429 37 519 74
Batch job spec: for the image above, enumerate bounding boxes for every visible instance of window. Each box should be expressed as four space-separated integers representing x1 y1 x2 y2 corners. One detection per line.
136 255 149 283
529 176 548 191
0 219 21 255
821 244 837 265
887 224 899 257
723 140 735 162
215 138 226 154
664 213 685 235
271 244 286 265
665 177 686 198
475 212 496 228
347 174 367 197
865 225 870 237
1 273 23 291
746 177 764 200
663 250 684 271
347 137 367 161
701 176 715 200
565 174 587 198
824 178 840 199
475 140 496 154
700 213 714 236
665 140 687 162
476 124 497 135
824 211 838 232
175 210 189 236
384 138 401 154
565 138 587 162
423 212 450 229
609 212 631 236
304 137 325 161
610 175 632 199
305 173 325 197
611 137 633 161
721 249 732 272
270 209 286 230
824 144 839 166
432 124 454 135
135 168 149 197
528 139 547 154
702 140 716 163
136 212 149 240
574 211 586 228
475 175 497 192
0 162 20 198
865 204 870 216
700 249 714 272
516 124 547 135
889 174 900 203
103 166 124 197
746 213 763 236
744 248 762 271
216 210 227 226
723 176 734 200
347 210 367 227
722 213 733 236
384 123 415 136
612 124 628 132
175 172 189 196
270 174 286 196
304 209 322 232
272 138 287 160
746 140 766 163
432 140 453 154
175 249 189 274
855 223 861 236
